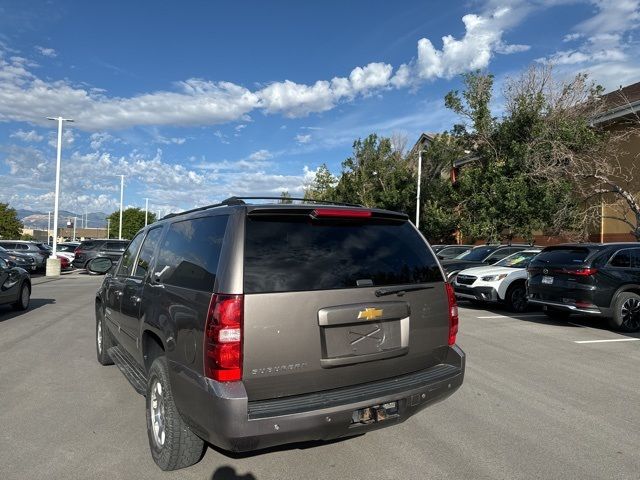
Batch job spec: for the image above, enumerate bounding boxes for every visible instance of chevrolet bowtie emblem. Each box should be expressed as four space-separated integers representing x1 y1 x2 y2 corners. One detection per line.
358 307 383 321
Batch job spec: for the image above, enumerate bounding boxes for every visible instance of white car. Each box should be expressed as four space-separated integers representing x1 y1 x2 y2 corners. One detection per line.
55 243 79 263
452 249 541 312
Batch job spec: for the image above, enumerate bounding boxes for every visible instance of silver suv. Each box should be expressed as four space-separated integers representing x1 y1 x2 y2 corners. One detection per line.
89 198 465 470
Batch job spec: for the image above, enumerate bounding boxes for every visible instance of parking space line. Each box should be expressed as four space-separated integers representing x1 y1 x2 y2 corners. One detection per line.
476 314 547 319
573 338 640 344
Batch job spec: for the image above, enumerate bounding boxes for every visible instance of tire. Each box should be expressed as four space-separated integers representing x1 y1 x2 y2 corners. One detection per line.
543 307 571 321
505 283 528 313
96 307 114 365
12 282 30 311
146 357 205 471
609 292 640 332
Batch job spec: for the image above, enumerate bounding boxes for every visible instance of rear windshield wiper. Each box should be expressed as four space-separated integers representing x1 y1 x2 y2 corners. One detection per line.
375 285 434 297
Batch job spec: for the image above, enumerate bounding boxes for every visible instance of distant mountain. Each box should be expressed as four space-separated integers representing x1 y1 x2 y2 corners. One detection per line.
18 209 109 229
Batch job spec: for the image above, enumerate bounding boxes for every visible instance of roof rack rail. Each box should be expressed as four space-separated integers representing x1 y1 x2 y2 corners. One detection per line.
160 196 362 221
224 196 363 207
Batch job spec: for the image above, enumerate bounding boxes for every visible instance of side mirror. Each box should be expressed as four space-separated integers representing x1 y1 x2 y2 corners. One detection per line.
0 259 7 270
6 259 16 268
87 257 113 275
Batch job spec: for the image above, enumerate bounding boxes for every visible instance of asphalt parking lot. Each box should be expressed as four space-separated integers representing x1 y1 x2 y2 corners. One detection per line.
1 275 639 480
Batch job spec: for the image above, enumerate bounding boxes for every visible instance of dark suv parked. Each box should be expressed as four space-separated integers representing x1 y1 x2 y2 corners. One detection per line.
89 198 465 470
528 243 640 331
72 239 129 269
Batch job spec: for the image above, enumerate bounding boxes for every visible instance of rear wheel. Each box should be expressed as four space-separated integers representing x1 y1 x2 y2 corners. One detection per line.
505 283 527 313
609 292 640 332
12 283 30 311
544 307 571 321
96 307 114 365
146 357 205 471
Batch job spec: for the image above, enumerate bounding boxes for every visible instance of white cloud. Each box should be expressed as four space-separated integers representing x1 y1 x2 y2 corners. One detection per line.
213 130 230 144
0 4 536 129
10 129 43 142
563 33 583 42
47 128 75 148
540 0 640 89
295 133 312 144
35 46 57 58
247 149 273 161
234 124 246 131
89 132 114 150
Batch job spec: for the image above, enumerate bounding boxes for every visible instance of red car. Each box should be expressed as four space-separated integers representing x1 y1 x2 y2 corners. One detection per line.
57 255 71 271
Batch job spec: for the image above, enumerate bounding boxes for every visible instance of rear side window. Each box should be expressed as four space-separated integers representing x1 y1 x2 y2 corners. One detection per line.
633 250 640 269
244 218 442 293
533 247 591 266
610 250 631 268
105 241 127 251
80 241 97 250
154 215 228 292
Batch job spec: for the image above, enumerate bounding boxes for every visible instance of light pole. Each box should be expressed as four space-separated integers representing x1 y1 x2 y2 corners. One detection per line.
47 211 51 245
415 150 423 229
73 216 77 241
119 175 125 240
144 198 149 226
46 116 73 276
107 218 110 239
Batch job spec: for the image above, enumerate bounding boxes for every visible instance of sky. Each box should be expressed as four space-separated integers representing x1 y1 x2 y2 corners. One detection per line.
0 0 639 218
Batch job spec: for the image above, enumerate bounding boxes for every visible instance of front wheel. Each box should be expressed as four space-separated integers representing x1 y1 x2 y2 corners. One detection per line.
609 292 640 332
505 283 528 313
146 357 205 471
96 308 114 365
12 283 30 311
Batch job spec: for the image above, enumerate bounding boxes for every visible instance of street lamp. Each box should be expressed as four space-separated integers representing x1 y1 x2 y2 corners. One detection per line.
415 150 423 229
46 116 74 276
119 175 125 240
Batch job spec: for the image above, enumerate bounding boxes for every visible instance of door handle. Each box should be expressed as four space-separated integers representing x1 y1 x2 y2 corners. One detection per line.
115 291 123 297
131 295 141 303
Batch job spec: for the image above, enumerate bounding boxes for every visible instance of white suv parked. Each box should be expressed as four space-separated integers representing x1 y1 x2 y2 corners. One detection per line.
452 249 541 312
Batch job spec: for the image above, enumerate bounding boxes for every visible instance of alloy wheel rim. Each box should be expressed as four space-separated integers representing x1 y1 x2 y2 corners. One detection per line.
621 298 640 330
150 380 166 447
512 288 527 311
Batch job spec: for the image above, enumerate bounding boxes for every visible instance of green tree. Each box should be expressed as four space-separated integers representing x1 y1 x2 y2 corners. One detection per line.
0 203 23 239
278 191 293 204
107 208 157 240
443 69 579 242
304 164 337 201
333 134 416 214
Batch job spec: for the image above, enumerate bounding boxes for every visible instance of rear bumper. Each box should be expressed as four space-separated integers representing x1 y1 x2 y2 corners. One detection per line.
170 345 465 453
527 298 605 316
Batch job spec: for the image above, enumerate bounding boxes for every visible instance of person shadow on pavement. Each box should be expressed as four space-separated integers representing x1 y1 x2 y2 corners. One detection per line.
211 466 257 480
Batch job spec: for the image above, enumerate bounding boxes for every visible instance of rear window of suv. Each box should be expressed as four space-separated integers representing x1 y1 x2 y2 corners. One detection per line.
244 217 442 293
532 247 591 265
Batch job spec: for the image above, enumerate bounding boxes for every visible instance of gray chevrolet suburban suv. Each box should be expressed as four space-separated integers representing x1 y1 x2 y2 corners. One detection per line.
89 198 465 470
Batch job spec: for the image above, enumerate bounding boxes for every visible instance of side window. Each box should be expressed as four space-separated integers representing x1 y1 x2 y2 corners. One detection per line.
116 234 144 277
154 215 228 292
135 228 163 278
631 249 640 269
610 250 631 268
18 244 29 250
106 242 127 252
486 249 510 263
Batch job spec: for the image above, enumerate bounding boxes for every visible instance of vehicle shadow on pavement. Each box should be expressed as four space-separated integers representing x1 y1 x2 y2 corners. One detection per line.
207 435 359 462
461 300 640 339
0 298 55 323
211 466 257 480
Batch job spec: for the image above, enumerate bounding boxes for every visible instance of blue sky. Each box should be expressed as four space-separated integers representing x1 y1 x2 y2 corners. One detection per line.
0 0 639 217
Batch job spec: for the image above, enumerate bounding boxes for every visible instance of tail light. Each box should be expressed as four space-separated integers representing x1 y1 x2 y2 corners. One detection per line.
204 294 243 382
312 208 371 219
566 267 598 276
445 283 459 346
74 248 81 255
